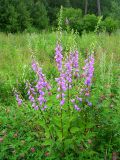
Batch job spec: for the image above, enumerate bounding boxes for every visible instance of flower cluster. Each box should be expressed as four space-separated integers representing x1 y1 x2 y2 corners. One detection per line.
70 97 82 111
64 55 73 87
32 61 51 110
55 43 67 106
72 55 95 108
56 73 67 106
72 50 79 78
15 43 95 112
14 91 22 106
55 44 75 106
83 55 94 86
55 44 81 108
26 82 38 110
55 43 63 72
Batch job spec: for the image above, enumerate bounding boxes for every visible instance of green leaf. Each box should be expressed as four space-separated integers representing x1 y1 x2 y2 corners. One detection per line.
56 129 62 141
42 139 53 146
52 117 61 128
70 127 80 133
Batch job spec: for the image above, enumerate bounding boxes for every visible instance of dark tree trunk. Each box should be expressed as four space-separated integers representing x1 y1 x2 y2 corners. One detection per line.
97 0 101 16
84 0 88 15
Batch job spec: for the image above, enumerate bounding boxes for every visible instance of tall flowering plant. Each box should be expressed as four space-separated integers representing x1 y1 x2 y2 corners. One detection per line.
15 42 95 158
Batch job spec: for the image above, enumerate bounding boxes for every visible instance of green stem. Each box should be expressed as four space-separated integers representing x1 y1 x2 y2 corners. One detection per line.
68 83 70 117
60 93 64 150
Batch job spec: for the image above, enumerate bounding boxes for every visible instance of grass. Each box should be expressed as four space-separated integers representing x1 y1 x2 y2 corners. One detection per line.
0 31 120 159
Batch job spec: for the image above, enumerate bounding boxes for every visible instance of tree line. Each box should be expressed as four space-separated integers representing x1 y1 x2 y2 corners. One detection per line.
0 0 120 33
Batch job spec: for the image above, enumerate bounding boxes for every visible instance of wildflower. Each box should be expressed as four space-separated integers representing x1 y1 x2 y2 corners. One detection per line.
60 99 65 106
72 50 79 78
77 97 82 102
86 99 92 106
45 152 50 157
83 55 94 86
74 105 80 111
31 61 51 110
55 43 63 71
32 61 38 72
26 82 38 110
55 73 67 106
41 105 47 111
64 56 73 85
87 101 92 106
15 91 22 106
71 99 75 103
85 91 90 96
34 106 39 110
30 147 35 153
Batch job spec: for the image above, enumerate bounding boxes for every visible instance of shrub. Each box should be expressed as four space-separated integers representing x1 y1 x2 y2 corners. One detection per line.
102 17 118 34
61 7 83 32
83 14 98 32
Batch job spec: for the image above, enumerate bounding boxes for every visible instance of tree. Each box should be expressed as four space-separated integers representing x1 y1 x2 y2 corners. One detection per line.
0 0 18 32
65 0 71 7
16 1 31 32
31 1 49 29
97 0 101 16
110 0 120 22
84 0 88 15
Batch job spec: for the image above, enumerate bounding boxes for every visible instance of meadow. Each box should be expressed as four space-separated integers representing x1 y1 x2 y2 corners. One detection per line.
0 31 120 159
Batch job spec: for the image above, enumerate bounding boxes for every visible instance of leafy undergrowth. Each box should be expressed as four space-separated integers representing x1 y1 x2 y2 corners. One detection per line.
0 98 120 159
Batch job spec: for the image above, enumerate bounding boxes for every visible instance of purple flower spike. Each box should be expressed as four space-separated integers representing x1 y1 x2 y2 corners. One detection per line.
65 56 73 84
71 99 75 103
87 102 92 106
32 61 38 72
85 92 90 96
15 92 23 106
31 61 51 110
60 99 65 106
56 72 67 106
73 50 79 77
74 105 80 111
34 106 39 110
83 54 94 87
55 43 63 71
41 106 47 111
77 97 82 102
26 82 38 110
18 98 22 106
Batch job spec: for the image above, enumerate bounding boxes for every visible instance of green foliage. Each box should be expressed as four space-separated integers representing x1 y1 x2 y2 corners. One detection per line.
83 14 98 32
31 1 49 30
16 1 31 32
109 0 120 22
102 17 118 34
61 7 82 32
0 2 18 33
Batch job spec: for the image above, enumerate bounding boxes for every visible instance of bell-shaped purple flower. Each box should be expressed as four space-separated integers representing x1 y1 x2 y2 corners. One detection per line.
83 55 94 86
55 43 63 71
